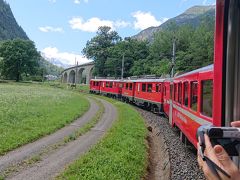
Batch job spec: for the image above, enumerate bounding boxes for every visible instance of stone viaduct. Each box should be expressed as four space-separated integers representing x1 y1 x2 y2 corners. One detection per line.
61 62 94 84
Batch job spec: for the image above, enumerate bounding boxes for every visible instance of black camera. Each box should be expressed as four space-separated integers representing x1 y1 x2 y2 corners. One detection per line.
197 125 240 156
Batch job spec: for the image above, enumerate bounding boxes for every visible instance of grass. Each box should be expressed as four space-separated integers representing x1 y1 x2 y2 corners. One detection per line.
57 96 148 180
64 98 104 143
0 83 89 155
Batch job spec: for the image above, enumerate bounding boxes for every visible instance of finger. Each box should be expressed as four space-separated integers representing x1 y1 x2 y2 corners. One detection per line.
204 134 221 164
214 145 238 172
231 121 240 127
204 134 215 156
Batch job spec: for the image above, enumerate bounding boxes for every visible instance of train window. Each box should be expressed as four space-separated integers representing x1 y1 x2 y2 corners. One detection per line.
174 84 177 101
178 83 182 104
119 83 123 88
164 85 167 96
106 82 109 87
159 84 162 93
201 80 213 117
126 83 128 89
190 81 198 111
142 84 146 92
183 82 189 107
129 83 132 90
110 82 113 88
138 83 140 92
147 84 152 92
170 84 173 99
156 84 159 92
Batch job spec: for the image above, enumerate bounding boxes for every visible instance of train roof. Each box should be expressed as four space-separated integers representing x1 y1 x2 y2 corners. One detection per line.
91 78 165 83
122 78 165 83
175 64 213 78
90 79 121 82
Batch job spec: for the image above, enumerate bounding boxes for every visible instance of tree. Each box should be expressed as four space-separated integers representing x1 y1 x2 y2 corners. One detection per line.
82 26 121 76
0 39 40 81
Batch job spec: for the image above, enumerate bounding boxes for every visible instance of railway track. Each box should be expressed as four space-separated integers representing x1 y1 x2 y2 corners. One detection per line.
137 107 205 180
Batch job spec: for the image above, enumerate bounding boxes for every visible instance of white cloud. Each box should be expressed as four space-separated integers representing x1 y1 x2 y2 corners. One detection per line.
132 11 168 30
39 26 64 33
48 0 56 3
115 20 131 28
74 0 80 4
69 17 130 32
83 0 88 3
42 47 91 66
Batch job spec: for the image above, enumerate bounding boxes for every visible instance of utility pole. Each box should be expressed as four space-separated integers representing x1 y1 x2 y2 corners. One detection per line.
121 53 125 79
171 38 176 78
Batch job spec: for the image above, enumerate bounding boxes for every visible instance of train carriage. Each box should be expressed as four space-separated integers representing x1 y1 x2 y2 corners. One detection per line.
121 80 135 103
98 79 122 98
89 79 101 94
133 79 165 113
169 65 213 147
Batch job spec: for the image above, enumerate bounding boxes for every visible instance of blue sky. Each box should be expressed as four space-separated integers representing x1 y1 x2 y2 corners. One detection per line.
5 0 215 66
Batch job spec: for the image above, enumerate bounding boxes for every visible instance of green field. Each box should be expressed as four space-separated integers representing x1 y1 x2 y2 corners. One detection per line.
58 97 147 179
0 83 89 155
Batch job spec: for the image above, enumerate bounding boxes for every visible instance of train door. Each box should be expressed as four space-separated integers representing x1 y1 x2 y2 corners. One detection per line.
133 82 136 100
169 82 173 125
163 81 170 117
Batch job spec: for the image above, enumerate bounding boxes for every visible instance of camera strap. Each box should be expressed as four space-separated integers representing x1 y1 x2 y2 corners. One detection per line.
199 131 231 179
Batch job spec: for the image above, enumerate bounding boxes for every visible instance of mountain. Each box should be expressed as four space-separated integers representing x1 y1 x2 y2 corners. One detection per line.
0 0 28 40
39 57 64 76
132 5 215 42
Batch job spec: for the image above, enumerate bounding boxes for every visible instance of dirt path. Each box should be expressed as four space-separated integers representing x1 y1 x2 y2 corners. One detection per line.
8 98 117 180
0 97 99 174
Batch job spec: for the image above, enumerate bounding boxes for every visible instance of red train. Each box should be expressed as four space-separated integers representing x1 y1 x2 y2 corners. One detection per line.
90 0 240 149
90 65 213 147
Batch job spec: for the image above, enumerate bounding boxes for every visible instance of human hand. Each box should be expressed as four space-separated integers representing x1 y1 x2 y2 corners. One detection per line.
197 134 240 180
231 121 240 128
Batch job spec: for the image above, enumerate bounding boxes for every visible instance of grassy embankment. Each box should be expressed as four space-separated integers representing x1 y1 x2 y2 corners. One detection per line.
0 83 89 155
58 96 148 179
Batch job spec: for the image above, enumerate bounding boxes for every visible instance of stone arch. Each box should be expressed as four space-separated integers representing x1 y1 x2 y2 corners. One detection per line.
68 70 76 84
78 68 85 84
63 72 68 83
87 67 94 84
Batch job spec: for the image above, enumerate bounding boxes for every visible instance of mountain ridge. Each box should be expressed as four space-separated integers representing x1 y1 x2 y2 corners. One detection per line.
0 0 29 40
132 5 215 42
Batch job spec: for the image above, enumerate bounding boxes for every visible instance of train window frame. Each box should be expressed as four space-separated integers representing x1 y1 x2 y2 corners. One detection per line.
183 82 189 107
190 81 198 112
126 83 128 89
174 83 177 102
142 83 146 92
200 79 213 117
147 84 152 92
178 83 182 104
170 84 173 99
129 83 133 90
164 85 167 96
156 84 159 92
159 84 162 93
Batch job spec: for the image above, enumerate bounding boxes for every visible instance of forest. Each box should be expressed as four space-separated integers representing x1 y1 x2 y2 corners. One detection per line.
83 16 214 78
